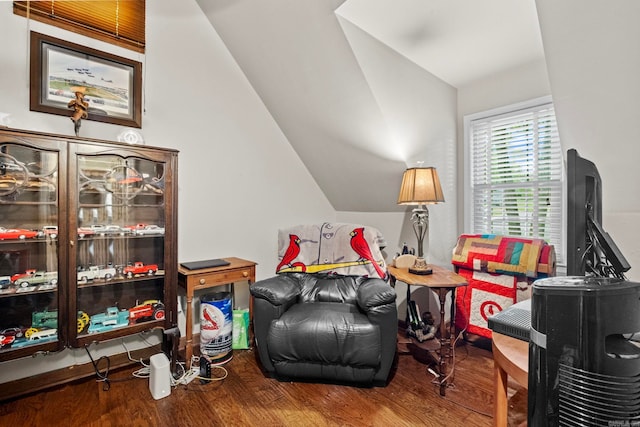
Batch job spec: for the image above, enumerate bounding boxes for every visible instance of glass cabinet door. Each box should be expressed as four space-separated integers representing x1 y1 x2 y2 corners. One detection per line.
0 138 63 360
71 148 169 346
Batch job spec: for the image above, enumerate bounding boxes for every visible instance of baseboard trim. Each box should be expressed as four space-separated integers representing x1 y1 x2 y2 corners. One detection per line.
0 344 161 402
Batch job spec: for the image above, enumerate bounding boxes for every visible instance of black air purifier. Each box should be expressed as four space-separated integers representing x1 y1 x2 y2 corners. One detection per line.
528 276 640 426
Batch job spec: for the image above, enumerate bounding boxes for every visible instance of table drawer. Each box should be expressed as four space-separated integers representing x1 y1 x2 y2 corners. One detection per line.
193 267 254 288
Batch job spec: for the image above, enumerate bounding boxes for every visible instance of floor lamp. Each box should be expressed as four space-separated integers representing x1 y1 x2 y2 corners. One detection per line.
397 166 445 275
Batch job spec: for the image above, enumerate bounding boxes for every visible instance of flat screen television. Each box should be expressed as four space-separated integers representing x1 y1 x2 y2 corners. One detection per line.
566 148 630 278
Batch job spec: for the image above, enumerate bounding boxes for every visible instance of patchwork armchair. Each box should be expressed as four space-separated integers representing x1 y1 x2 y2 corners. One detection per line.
451 234 556 339
250 223 397 386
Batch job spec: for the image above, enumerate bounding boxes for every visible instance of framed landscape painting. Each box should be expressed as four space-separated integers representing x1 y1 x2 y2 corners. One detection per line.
30 32 142 128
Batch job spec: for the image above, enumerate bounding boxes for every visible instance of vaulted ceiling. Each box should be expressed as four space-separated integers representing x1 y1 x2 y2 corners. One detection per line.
195 0 545 212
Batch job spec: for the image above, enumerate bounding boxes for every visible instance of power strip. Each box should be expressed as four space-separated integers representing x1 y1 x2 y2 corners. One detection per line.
173 367 200 386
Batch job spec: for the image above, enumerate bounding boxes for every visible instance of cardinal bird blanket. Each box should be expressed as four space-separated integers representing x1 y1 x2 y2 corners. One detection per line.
451 234 556 338
275 223 388 279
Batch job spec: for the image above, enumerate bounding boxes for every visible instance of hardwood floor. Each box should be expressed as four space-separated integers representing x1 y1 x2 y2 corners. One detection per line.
0 340 527 426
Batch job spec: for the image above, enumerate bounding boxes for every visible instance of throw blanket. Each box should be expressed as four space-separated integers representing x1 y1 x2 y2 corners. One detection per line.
276 223 387 279
452 234 555 278
452 234 556 338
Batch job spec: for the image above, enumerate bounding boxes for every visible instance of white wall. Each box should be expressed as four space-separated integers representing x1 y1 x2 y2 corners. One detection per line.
536 0 640 281
456 58 552 235
0 0 335 383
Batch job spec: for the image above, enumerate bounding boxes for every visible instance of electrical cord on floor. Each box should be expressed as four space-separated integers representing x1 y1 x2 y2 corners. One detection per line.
84 344 112 391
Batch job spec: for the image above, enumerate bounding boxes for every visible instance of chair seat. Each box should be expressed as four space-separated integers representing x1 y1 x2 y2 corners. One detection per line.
267 302 381 367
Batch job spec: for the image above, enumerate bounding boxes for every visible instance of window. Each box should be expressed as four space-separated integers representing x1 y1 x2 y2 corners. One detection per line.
14 0 145 53
464 97 564 264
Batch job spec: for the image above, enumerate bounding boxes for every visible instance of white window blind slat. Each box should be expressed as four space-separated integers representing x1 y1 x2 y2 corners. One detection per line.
468 102 564 263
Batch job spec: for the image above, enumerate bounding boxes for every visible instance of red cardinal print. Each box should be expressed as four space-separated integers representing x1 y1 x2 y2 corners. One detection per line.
350 227 386 279
276 234 302 272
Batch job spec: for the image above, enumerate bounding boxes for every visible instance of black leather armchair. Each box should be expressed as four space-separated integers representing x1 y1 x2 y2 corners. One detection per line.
250 272 397 386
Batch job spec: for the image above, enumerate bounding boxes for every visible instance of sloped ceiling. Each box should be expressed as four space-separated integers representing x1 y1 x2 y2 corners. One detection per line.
195 0 544 212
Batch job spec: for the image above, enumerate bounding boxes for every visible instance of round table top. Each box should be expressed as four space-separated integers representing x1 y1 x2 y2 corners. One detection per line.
492 332 529 388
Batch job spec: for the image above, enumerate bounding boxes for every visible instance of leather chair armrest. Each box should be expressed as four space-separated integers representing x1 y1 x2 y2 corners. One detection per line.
250 274 300 306
356 277 397 312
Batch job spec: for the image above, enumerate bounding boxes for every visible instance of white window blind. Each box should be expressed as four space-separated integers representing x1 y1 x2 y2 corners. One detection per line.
468 101 564 263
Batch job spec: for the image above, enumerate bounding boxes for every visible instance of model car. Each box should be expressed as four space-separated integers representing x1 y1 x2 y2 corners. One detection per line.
41 225 58 239
124 261 158 278
134 225 165 236
0 334 15 348
10 269 37 284
0 327 27 338
77 265 117 282
12 328 57 348
88 307 130 334
129 300 165 324
0 276 11 289
0 227 41 240
124 223 147 232
77 226 96 238
13 270 57 288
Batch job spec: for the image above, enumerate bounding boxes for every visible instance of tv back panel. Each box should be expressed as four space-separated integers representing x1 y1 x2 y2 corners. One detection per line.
488 299 531 341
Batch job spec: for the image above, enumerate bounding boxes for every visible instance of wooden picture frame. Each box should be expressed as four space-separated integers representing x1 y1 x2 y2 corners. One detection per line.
30 32 142 128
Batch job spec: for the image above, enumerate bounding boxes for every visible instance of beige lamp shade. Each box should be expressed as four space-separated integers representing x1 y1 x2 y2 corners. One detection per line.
397 167 445 205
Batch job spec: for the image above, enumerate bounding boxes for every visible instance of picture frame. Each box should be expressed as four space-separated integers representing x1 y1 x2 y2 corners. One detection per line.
30 32 142 128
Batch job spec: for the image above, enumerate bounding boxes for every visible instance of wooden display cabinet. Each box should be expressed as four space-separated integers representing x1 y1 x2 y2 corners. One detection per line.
0 128 178 362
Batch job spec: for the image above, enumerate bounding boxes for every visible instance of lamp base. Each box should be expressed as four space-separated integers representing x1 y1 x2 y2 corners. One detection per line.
409 257 433 275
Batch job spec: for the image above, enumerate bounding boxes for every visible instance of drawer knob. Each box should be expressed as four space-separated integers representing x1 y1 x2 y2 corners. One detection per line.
199 278 206 285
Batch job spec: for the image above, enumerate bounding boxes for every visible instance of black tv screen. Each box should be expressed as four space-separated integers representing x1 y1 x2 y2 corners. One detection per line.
566 149 630 278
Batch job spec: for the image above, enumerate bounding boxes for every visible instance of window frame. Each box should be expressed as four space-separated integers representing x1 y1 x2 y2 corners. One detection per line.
463 96 565 265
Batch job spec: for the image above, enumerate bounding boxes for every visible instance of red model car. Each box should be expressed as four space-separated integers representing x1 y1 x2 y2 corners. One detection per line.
0 227 41 240
0 334 15 347
124 262 158 278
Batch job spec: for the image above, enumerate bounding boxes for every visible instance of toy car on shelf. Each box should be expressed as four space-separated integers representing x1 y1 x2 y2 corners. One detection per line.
0 334 15 348
129 300 165 324
0 327 27 339
11 270 58 288
12 328 57 348
134 224 165 236
0 227 42 240
77 224 129 237
88 307 130 334
41 225 58 239
77 265 117 282
124 261 158 278
77 226 96 238
0 276 11 289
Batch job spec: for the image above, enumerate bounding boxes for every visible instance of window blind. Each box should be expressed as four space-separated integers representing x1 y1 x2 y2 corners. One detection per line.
469 103 564 263
14 0 145 53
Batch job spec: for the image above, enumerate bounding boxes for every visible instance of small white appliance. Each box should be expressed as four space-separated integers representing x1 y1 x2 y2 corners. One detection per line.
149 352 171 400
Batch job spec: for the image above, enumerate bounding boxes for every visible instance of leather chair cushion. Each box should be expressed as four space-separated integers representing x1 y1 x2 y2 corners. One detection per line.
267 302 381 368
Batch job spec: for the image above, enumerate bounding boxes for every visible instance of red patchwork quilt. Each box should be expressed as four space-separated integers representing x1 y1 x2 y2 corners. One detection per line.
452 234 555 338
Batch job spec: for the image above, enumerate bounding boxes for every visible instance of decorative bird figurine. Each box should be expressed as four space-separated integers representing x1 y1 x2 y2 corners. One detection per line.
350 227 386 279
276 234 304 272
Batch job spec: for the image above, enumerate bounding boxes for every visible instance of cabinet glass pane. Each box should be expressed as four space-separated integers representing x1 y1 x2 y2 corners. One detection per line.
75 154 166 338
0 143 59 352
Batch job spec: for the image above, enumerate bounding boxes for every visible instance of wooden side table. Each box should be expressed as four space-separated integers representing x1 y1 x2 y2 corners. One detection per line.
387 264 467 396
492 332 529 427
177 257 257 364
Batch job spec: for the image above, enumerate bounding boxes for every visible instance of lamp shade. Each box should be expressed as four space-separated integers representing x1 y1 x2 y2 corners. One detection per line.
397 167 445 205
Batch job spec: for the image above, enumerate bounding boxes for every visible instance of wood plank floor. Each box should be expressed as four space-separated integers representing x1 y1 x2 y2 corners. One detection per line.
0 340 527 426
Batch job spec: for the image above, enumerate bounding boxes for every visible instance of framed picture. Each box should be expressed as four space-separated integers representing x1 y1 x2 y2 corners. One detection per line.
30 32 142 128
